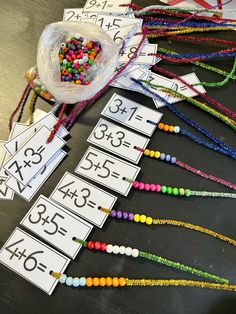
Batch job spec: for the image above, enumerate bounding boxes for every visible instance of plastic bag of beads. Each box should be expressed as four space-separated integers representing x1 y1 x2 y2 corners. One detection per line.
37 21 119 104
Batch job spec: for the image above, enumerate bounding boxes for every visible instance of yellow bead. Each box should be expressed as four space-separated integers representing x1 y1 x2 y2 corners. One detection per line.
164 124 169 132
140 215 146 223
112 277 119 287
144 149 149 156
93 277 100 286
146 217 153 225
155 151 160 158
149 150 155 158
99 277 106 286
134 214 140 222
86 277 93 287
169 125 174 132
119 277 126 286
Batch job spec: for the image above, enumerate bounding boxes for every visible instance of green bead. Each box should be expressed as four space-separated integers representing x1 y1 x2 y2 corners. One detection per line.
185 189 191 197
73 69 78 74
67 62 72 68
161 186 167 193
68 68 73 73
34 86 41 94
60 65 66 70
88 59 93 66
173 188 179 195
179 188 185 196
167 187 172 194
78 66 84 72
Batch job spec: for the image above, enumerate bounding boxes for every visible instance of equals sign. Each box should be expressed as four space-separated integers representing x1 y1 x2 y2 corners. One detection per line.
111 171 120 179
135 115 143 121
58 227 67 236
37 262 47 272
87 200 96 208
139 52 146 56
107 4 113 7
179 86 188 91
123 141 131 148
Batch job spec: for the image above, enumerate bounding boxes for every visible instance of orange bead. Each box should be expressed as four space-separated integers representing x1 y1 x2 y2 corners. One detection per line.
169 125 174 132
112 277 119 287
89 55 94 61
99 277 106 287
119 277 126 287
62 69 68 75
75 80 81 85
105 277 112 286
158 122 164 130
43 93 51 100
87 42 93 49
86 277 93 287
93 277 100 287
90 51 96 57
163 124 169 132
59 54 64 59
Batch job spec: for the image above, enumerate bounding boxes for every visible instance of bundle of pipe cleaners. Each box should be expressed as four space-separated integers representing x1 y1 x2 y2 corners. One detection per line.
9 0 236 145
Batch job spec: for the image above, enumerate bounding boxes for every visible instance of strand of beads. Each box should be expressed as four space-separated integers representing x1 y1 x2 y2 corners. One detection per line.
125 178 236 199
51 272 127 287
50 271 236 292
99 207 236 248
134 146 236 190
73 238 228 284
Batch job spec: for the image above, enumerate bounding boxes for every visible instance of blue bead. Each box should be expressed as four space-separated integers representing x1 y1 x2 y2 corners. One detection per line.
83 56 88 62
165 154 171 162
66 276 73 286
59 274 67 284
171 157 176 164
160 153 165 160
73 277 80 287
79 277 86 286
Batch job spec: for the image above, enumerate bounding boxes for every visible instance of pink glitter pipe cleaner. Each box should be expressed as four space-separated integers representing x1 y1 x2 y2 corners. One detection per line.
135 146 236 191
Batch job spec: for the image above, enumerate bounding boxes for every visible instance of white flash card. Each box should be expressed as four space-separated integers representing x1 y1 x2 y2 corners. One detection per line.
5 150 66 202
83 0 132 14
87 118 149 164
106 23 139 45
21 195 93 259
4 112 69 155
102 93 162 136
63 8 97 21
95 14 142 31
0 228 70 295
75 146 140 196
0 177 14 200
118 44 158 65
4 126 66 186
50 172 117 228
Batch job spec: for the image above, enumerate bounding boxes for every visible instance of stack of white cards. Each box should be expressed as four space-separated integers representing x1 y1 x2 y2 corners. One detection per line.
0 110 68 202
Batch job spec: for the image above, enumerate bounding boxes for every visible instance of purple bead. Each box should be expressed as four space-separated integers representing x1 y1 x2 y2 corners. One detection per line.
83 48 88 53
116 211 122 219
160 153 165 160
122 211 128 219
110 210 116 218
165 154 171 162
79 37 84 42
171 157 177 164
128 213 134 221
77 44 82 50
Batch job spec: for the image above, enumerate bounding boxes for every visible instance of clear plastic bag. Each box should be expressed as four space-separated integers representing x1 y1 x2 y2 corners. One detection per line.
37 21 118 104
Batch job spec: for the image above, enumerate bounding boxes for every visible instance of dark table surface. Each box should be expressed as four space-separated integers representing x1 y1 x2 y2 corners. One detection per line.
0 1 236 314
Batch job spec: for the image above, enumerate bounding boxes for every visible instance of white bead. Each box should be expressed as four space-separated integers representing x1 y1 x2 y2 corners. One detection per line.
131 248 139 258
174 126 180 133
41 85 46 91
106 244 113 253
119 246 126 255
125 247 132 256
112 245 120 254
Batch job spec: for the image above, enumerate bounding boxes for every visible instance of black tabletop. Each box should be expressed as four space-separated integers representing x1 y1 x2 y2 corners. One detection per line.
0 1 236 314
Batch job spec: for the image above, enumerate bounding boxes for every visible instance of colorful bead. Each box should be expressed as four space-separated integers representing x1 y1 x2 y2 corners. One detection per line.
179 188 185 196
167 187 173 194
87 241 94 249
154 151 160 158
185 189 191 196
110 209 116 217
94 241 101 250
134 214 140 222
128 213 134 220
66 276 73 286
173 188 179 195
122 211 128 219
133 181 139 189
93 277 100 286
146 217 153 225
149 150 155 157
99 277 106 286
161 185 167 193
112 277 119 287
73 277 80 287
140 215 146 223
119 277 126 286
59 274 67 284
116 211 122 219
79 277 86 286
144 183 150 191
106 244 113 253
138 182 144 190
86 277 93 287
174 126 180 133
144 149 149 156
100 242 107 251
105 277 112 286
155 184 161 192
132 249 139 257
150 184 156 191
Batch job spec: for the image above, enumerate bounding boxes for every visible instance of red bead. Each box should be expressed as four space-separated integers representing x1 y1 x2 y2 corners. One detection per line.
71 54 77 60
100 242 107 251
94 241 101 250
87 241 94 249
66 56 72 62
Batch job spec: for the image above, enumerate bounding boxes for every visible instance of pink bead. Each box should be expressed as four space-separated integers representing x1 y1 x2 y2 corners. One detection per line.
144 184 150 191
132 181 139 189
83 63 89 70
155 184 161 192
150 184 156 191
138 182 144 190
73 63 79 69
80 75 85 81
68 73 72 79
69 50 74 55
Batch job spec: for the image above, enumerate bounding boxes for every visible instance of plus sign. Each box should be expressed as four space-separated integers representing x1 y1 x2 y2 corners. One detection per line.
105 22 112 30
42 215 50 226
76 14 81 20
18 249 27 260
93 162 101 171
0 179 5 185
70 189 78 199
23 160 31 168
96 3 102 7
105 132 113 141
119 107 127 115
9 247 19 260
